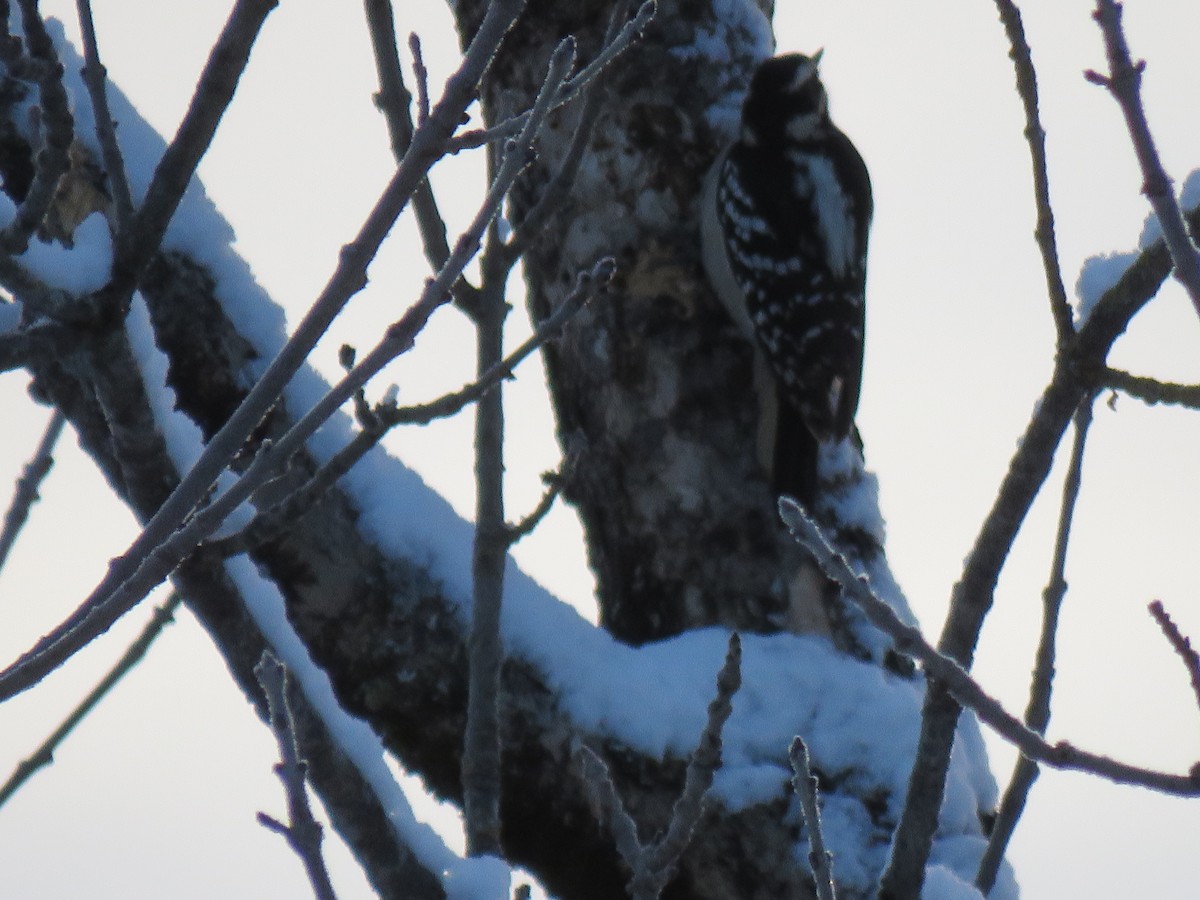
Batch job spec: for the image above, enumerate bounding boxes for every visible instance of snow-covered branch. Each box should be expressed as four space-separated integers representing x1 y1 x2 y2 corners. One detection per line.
0 0 530 705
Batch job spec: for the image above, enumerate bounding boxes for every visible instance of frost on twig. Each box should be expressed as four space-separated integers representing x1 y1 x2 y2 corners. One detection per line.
255 654 339 900
575 633 742 900
789 736 836 900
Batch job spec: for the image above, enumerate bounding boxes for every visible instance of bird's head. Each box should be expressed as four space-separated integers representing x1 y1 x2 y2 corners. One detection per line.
740 51 830 147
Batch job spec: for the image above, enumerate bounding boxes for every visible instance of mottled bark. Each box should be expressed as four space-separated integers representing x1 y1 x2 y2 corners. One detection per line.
448 0 841 646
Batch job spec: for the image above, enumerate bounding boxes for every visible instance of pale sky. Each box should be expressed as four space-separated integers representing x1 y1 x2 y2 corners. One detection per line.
1 1 1199 898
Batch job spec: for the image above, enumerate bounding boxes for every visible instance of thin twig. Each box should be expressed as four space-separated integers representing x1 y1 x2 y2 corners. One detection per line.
446 0 656 153
408 33 430 125
1086 0 1200 320
107 0 278 301
992 0 1073 343
976 397 1094 894
501 0 631 263
0 408 65 574
74 0 134 232
0 0 74 255
209 261 606 558
362 0 474 317
463 36 579 857
789 736 837 900
505 466 566 547
636 633 741 896
779 499 1200 796
575 742 644 868
879 191 1199 896
575 633 742 900
0 593 182 808
1103 367 1200 409
1148 601 1200 714
255 654 338 900
0 0 529 706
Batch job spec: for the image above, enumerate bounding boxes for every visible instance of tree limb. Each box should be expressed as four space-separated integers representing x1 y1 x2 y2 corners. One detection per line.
976 396 1094 894
991 0 1073 344
779 499 1200 797
790 736 836 900
1085 0 1200 320
1103 367 1200 409
0 407 64 574
74 0 134 232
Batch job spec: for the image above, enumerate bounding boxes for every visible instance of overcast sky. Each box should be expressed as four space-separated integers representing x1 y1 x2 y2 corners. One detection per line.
1 2 1199 898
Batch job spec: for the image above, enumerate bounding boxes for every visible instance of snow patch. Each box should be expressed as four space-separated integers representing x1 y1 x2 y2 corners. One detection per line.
1075 251 1138 325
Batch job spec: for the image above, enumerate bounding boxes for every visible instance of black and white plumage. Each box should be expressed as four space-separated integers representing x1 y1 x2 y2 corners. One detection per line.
701 51 872 505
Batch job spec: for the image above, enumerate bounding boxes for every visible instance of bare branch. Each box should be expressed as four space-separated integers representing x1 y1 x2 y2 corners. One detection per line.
447 0 656 153
108 0 278 300
0 0 530 705
637 632 741 894
212 256 608 560
576 633 743 900
991 0 1073 342
505 466 565 546
501 0 630 261
1103 367 1200 409
464 36 579 856
362 0 474 317
1148 600 1200 714
74 0 134 232
0 593 181 809
789 736 837 900
977 397 1094 894
874 199 1200 895
0 0 74 255
0 407 64 575
1086 0 1200 320
779 499 1200 797
408 33 431 125
575 742 644 869
255 655 339 900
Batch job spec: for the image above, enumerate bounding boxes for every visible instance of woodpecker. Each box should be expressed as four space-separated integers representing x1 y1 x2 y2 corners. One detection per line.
701 51 872 505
